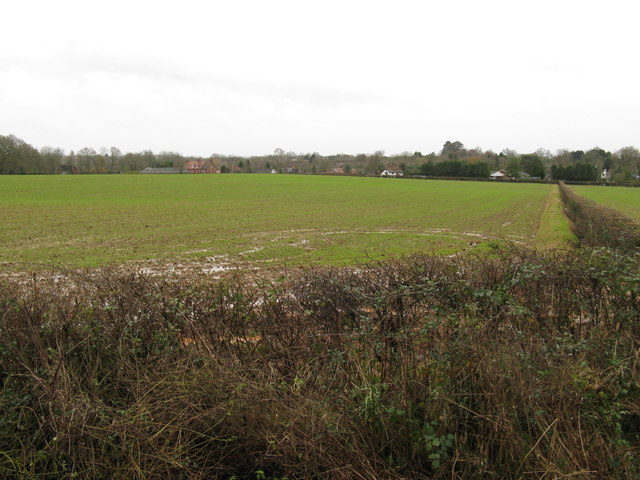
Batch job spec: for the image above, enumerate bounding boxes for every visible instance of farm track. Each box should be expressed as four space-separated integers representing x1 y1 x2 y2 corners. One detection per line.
534 185 576 249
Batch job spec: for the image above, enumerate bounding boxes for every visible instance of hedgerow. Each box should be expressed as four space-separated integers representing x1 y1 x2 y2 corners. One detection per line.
559 181 640 252
1 246 638 479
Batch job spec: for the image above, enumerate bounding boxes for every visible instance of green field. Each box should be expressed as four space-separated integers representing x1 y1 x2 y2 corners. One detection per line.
572 185 640 221
0 175 569 271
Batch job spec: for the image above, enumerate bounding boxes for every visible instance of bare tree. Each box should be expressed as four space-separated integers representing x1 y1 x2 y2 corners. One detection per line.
109 147 122 173
40 146 64 174
76 147 97 173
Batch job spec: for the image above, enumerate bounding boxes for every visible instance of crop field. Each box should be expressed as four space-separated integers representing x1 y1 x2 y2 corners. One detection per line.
1 178 638 479
572 185 640 221
0 175 568 272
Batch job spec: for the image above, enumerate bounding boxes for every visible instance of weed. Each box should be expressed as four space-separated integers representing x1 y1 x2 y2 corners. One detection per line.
0 247 638 478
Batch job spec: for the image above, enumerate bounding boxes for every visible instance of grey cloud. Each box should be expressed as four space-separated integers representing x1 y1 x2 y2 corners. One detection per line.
2 51 382 108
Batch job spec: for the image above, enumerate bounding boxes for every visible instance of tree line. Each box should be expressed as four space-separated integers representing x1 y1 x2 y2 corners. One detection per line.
410 160 490 178
550 163 599 182
1 134 639 181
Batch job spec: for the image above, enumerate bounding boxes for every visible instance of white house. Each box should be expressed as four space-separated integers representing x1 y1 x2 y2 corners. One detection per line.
489 170 507 179
380 169 403 177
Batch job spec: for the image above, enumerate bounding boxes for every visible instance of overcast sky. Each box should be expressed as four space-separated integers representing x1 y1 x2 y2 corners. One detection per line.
1 0 638 157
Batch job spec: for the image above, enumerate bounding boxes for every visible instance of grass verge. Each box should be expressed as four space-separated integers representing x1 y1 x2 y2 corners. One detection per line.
535 185 577 250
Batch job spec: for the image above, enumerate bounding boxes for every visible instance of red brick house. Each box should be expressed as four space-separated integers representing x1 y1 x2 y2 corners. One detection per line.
185 160 218 174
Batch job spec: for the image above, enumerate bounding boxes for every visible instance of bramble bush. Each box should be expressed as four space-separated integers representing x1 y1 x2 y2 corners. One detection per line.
1 245 638 479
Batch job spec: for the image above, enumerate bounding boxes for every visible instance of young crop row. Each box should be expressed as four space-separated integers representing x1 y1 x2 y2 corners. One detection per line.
1 246 638 479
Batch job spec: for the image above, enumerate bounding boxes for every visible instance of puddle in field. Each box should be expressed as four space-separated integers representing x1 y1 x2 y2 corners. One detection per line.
0 227 528 287
241 227 511 238
289 239 309 247
0 257 237 288
239 227 526 247
238 246 264 255
135 257 235 278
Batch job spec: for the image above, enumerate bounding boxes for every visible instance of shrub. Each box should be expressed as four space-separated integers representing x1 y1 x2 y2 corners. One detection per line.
0 248 638 478
559 182 640 252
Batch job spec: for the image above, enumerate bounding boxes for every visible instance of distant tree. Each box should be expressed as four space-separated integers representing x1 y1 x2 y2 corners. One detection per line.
423 160 489 178
121 152 145 172
441 141 464 156
585 147 612 170
419 161 434 176
0 135 42 174
109 147 122 173
465 162 490 178
40 146 64 174
364 154 383 176
501 148 518 158
554 149 572 166
551 163 598 181
506 158 521 178
615 146 640 179
535 148 552 158
76 147 97 173
140 150 156 168
155 151 183 171
520 154 545 178
434 160 463 176
318 159 330 174
92 147 109 174
570 150 585 162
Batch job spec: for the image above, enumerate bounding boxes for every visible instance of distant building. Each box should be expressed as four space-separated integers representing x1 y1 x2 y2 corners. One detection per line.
601 169 611 180
185 160 218 174
489 170 507 179
380 165 403 177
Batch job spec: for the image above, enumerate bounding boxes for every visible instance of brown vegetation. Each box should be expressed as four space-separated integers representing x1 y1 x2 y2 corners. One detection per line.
1 246 638 479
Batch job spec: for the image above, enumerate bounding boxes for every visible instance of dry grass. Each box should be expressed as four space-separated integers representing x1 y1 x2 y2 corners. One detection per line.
1 246 638 479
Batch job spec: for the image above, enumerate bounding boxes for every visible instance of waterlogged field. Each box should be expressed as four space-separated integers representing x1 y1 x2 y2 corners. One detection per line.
0 175 567 271
572 185 640 221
